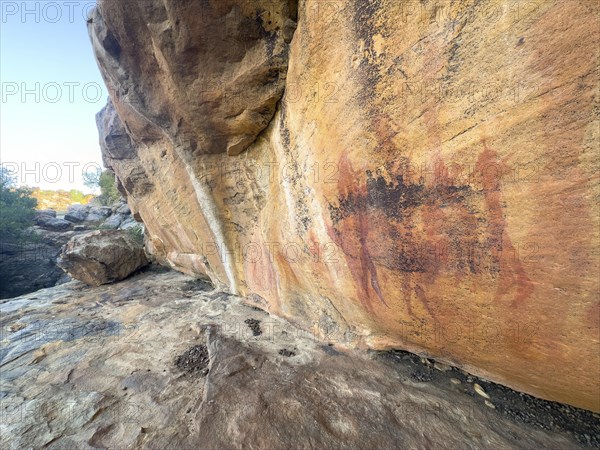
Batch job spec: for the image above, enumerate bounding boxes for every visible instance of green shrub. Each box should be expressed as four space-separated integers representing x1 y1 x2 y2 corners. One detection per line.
69 189 87 203
0 168 38 243
84 168 120 206
99 170 120 206
126 224 144 244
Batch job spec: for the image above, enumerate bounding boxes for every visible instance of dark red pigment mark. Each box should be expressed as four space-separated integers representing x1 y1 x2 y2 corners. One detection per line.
414 282 437 321
358 212 389 309
328 144 535 320
328 153 477 316
477 140 534 307
328 154 389 312
328 153 478 318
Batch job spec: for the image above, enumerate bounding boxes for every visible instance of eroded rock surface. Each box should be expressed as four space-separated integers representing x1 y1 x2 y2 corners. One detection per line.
89 0 600 410
1 269 596 449
90 0 297 157
57 230 148 286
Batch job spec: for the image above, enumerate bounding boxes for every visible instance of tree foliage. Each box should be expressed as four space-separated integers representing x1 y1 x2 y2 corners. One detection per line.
0 167 38 243
82 168 101 190
98 170 121 206
69 189 87 203
83 168 120 206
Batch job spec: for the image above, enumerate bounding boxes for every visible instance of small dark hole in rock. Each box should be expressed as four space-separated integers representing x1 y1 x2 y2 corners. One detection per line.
278 348 296 357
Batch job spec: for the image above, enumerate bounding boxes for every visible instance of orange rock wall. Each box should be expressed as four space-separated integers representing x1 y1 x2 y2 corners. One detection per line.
90 0 600 411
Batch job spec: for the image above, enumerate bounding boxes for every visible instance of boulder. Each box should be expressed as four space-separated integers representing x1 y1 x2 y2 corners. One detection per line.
35 209 57 219
84 213 105 224
57 230 148 286
102 213 124 229
35 229 83 247
64 205 89 223
35 216 72 232
89 206 113 218
116 203 131 215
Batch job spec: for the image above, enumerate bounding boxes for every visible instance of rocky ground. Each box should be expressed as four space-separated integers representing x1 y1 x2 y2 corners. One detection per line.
1 266 597 449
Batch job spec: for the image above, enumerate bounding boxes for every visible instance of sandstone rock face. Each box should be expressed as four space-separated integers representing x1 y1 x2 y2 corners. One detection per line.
91 0 296 156
89 0 600 410
57 230 148 286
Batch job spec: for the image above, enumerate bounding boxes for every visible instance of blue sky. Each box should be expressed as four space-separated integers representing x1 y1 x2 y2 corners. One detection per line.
1 1 107 192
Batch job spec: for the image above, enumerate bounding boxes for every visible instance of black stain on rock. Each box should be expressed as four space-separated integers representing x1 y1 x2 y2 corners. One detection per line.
103 30 122 60
329 170 473 225
244 318 263 336
411 368 434 383
327 165 505 280
321 344 341 356
350 0 387 111
175 344 209 375
181 278 213 292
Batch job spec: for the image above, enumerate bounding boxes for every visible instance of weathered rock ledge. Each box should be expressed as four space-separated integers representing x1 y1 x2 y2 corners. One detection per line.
1 268 597 449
